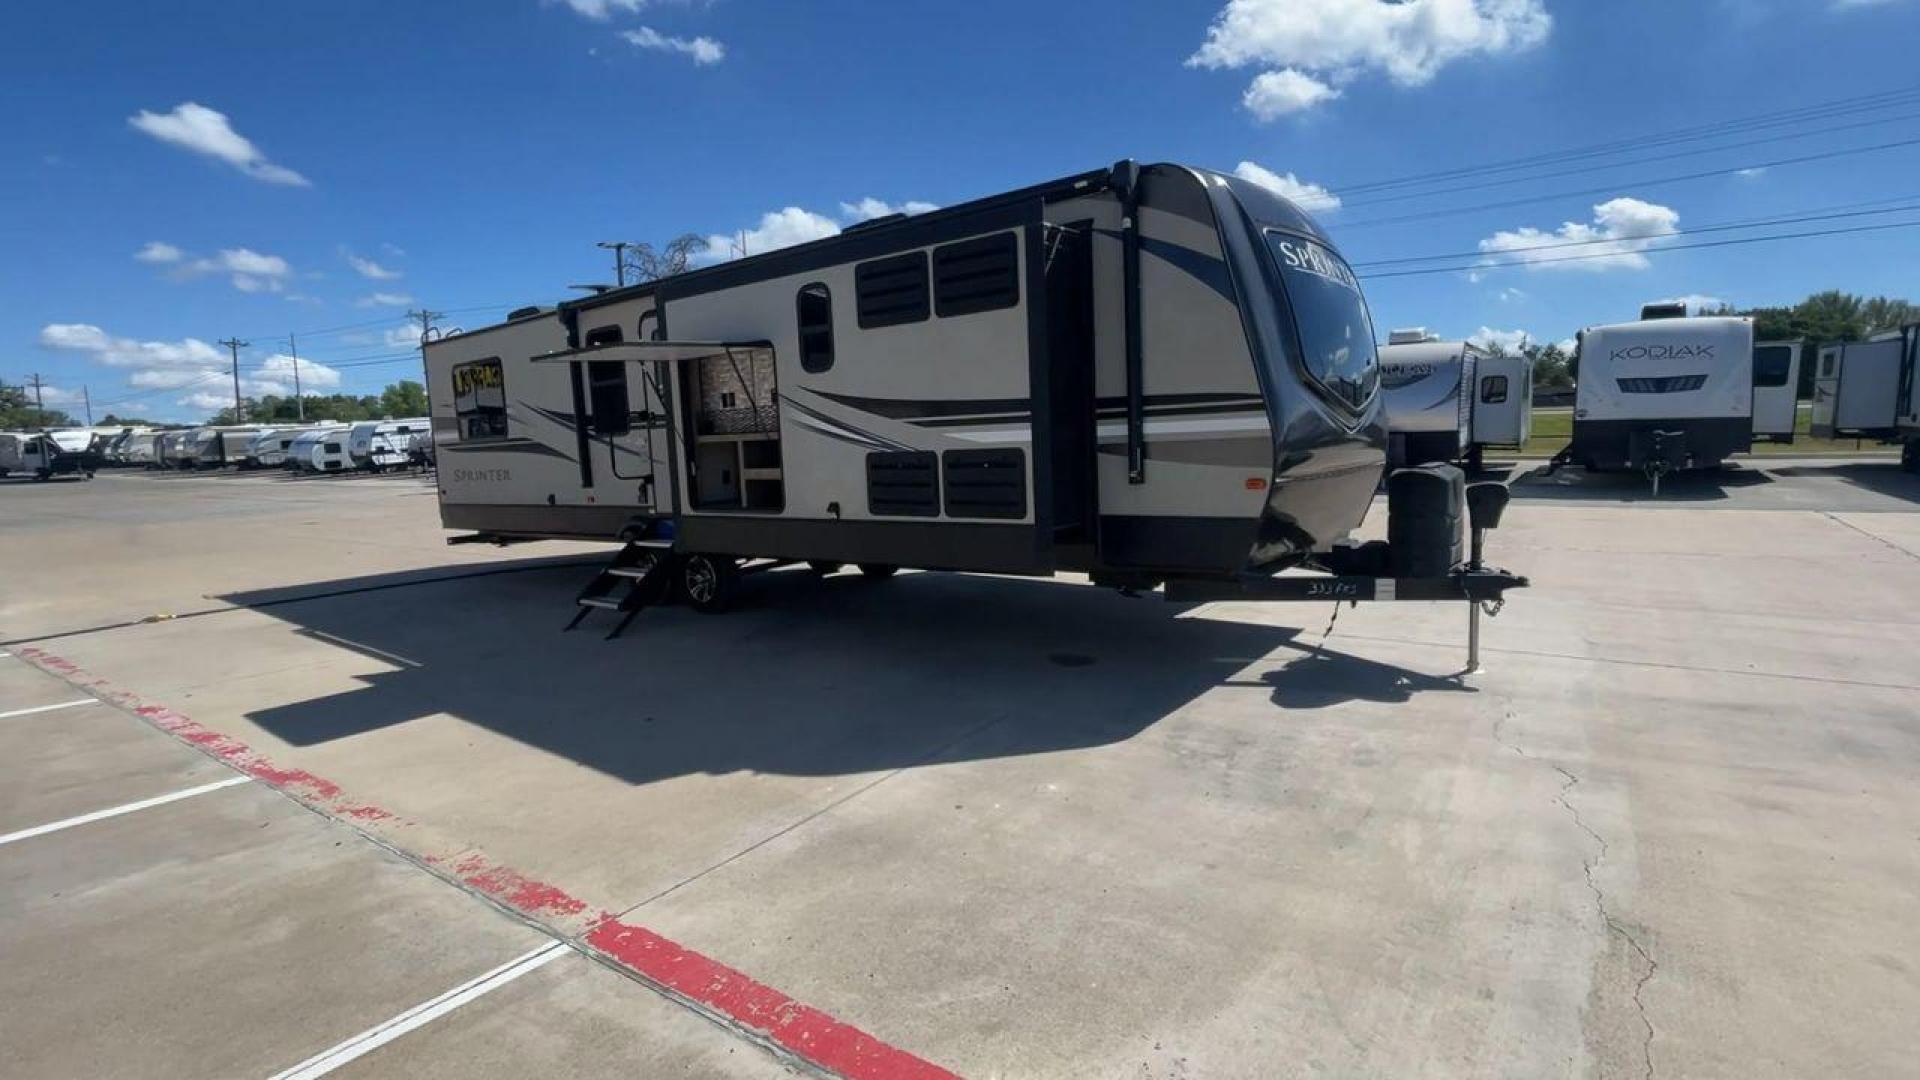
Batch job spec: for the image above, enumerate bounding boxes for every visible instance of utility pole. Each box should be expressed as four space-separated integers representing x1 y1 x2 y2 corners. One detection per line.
596 241 630 288
288 333 305 421
82 385 92 426
28 372 45 428
407 309 443 410
218 337 248 423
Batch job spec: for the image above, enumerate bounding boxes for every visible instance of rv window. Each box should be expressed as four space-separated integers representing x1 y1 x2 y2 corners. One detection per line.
585 325 623 347
797 283 834 372
1481 375 1509 404
1820 353 1836 377
452 357 509 441
1753 345 1793 388
933 232 1019 317
1266 233 1379 411
855 252 930 329
588 361 631 436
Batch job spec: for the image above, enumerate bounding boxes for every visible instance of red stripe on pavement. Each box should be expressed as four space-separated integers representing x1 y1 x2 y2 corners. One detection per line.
11 645 958 1080
587 920 959 1080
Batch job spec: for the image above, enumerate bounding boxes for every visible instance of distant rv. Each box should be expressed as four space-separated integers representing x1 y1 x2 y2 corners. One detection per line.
1570 313 1755 476
347 418 431 472
1376 330 1532 468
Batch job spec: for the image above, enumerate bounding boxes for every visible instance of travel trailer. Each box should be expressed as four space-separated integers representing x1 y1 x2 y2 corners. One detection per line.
1810 334 1904 441
1469 351 1535 458
347 418 431 471
1895 325 1919 472
292 427 355 473
0 430 102 480
1569 314 1755 476
424 161 1528 644
1751 340 1803 444
1375 330 1479 468
196 427 264 468
249 427 324 469
119 431 161 466
153 430 193 469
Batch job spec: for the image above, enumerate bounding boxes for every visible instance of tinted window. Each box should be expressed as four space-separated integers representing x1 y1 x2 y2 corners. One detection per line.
797 283 834 373
1481 375 1509 404
588 361 630 435
855 252 930 328
933 232 1019 317
452 358 509 441
1753 345 1793 388
1266 233 1379 411
585 325 623 347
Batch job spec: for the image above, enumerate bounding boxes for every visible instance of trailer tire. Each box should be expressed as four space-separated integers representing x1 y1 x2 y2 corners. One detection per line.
857 563 899 580
679 554 738 613
807 560 844 575
34 469 51 482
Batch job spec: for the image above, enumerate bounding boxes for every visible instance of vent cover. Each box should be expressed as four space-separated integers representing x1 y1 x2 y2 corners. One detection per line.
942 448 1027 519
866 451 939 516
933 232 1020 317
855 252 930 329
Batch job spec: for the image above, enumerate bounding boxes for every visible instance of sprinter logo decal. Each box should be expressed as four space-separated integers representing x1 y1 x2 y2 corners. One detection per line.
1275 239 1360 294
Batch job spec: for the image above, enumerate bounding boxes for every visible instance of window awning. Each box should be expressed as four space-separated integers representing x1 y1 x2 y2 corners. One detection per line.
530 340 774 365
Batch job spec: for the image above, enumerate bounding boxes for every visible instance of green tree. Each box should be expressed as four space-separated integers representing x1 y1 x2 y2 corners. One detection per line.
379 380 428 417
0 385 75 428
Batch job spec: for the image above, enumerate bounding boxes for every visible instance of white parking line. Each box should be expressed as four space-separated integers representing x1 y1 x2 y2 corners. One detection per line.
0 699 100 720
0 775 251 847
302 629 424 669
268 941 568 1079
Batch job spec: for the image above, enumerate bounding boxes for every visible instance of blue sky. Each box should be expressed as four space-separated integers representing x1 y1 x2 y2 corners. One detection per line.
5 0 1919 423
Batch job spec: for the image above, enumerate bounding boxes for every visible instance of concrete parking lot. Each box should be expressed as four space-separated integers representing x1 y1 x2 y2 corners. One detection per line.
2 459 1917 1078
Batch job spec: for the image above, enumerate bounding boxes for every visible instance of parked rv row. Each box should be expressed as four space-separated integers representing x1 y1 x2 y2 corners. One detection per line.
1 419 434 481
1377 304 1920 481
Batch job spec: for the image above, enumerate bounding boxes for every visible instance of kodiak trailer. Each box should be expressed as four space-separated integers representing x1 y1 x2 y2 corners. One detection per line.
1569 314 1755 479
425 161 1526 656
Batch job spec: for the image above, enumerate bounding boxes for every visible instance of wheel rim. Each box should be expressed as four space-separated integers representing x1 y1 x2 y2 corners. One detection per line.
685 559 717 603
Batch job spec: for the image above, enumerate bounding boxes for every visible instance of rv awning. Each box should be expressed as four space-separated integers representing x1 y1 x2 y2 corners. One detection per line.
531 340 774 365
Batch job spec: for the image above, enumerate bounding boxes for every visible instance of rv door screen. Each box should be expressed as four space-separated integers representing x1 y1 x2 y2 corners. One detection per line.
453 358 508 440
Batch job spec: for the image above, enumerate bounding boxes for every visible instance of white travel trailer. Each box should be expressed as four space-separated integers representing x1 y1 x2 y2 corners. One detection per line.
424 161 1529 641
1810 334 1904 440
1570 314 1755 476
120 431 161 466
1750 340 1803 444
153 430 193 469
0 430 101 480
1895 325 1919 472
292 427 356 473
1469 351 1534 457
250 426 323 469
1376 330 1480 468
347 418 431 472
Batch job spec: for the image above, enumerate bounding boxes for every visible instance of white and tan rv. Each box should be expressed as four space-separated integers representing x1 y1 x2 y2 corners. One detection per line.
423 161 1527 635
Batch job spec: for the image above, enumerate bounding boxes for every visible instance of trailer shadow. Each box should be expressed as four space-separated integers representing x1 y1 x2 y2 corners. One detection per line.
1507 462 1773 503
1767 462 1920 504
222 563 1463 786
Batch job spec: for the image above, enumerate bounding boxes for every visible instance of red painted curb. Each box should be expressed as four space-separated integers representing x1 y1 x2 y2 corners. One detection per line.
12 645 959 1080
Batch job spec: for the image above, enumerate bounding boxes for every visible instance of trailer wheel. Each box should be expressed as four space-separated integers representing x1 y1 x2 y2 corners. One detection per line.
679 554 738 613
807 560 844 575
34 469 51 482
857 563 899 580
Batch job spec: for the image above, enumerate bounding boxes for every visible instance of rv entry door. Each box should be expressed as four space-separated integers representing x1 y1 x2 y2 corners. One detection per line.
585 357 660 507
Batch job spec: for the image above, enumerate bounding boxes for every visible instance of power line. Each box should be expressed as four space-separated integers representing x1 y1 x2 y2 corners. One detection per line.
1337 110 1920 210
1337 135 1920 229
1328 84 1920 197
1357 217 1920 280
1348 197 1920 268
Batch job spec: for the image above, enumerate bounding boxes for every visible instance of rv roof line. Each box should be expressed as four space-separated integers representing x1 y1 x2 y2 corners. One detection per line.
557 163 1125 313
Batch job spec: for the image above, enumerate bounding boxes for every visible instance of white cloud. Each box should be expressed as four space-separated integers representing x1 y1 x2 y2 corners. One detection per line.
343 251 402 280
1497 286 1527 302
1735 167 1767 178
384 324 424 350
252 353 341 394
1189 0 1550 119
1468 326 1533 351
1242 69 1340 120
840 197 939 221
554 0 647 19
1478 197 1680 272
355 292 416 308
134 241 183 264
1231 161 1341 211
700 207 842 262
624 26 724 64
127 102 309 186
174 247 294 293
40 323 225 370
